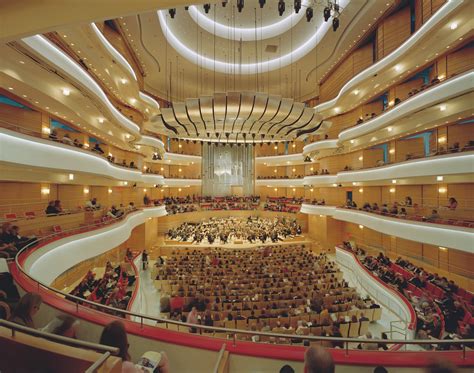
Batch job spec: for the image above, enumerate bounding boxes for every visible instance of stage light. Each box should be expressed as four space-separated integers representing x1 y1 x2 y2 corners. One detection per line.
278 0 285 16
168 8 176 18
203 3 211 13
222 0 228 7
259 0 266 8
294 0 301 13
306 7 313 22
323 6 331 22
237 0 244 12
332 17 339 31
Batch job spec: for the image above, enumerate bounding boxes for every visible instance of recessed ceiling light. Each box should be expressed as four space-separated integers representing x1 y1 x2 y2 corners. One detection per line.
387 127 393 132
98 118 105 123
8 87 13 90
437 176 444 181
22 94 27 98
19 60 25 64
394 65 401 71
62 88 70 96
440 105 446 111
450 22 458 30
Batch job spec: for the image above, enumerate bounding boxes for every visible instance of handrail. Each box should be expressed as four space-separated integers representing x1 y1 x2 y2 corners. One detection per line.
85 352 112 373
0 319 119 355
12 217 474 349
212 344 227 373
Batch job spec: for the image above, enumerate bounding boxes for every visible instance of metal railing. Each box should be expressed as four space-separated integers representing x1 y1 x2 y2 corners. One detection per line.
11 219 474 358
0 318 118 354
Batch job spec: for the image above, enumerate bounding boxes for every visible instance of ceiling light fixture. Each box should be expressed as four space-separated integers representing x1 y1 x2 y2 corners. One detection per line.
294 0 301 13
62 88 70 96
450 22 458 30
168 8 176 18
306 7 313 22
278 0 285 16
237 0 244 12
203 3 211 13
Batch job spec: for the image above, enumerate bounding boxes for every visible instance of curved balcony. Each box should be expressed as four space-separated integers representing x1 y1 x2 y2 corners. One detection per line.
314 0 468 117
256 153 305 166
338 72 473 144
21 206 166 285
162 178 202 187
302 151 474 186
0 128 164 185
301 204 474 253
21 35 141 136
256 178 305 188
335 247 416 338
303 71 473 157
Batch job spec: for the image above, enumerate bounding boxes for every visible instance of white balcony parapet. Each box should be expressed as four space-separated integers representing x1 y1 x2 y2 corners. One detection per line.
21 35 141 136
256 153 305 165
162 178 202 187
24 206 167 285
256 178 305 187
336 151 474 183
301 203 474 253
314 0 464 114
338 72 474 143
0 128 164 185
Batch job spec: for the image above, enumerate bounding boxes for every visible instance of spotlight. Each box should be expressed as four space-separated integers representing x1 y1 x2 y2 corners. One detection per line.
259 0 266 8
306 7 313 22
185 6 189 10
203 3 211 13
323 6 331 22
237 0 244 12
332 17 339 31
168 8 176 18
294 0 301 13
278 0 285 16
222 0 228 6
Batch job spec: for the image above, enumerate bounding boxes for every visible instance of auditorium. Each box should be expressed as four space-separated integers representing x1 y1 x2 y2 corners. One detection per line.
0 0 473 372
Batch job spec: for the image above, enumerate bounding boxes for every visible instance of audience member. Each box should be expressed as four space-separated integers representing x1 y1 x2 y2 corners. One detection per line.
10 292 42 328
304 346 334 373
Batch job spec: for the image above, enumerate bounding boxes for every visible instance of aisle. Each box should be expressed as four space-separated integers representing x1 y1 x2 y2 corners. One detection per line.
131 258 161 326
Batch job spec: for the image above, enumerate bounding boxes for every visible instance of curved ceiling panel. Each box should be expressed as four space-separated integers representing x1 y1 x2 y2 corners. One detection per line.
152 92 323 142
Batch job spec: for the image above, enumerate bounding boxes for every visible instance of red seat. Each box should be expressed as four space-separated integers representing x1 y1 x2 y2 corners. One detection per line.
52 225 62 233
4 213 17 220
25 211 36 219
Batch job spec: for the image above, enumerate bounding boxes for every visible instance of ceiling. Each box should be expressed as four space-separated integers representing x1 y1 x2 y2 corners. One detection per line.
117 0 390 102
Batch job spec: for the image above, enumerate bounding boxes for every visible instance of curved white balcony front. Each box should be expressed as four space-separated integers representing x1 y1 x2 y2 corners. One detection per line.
335 151 474 184
162 178 202 187
24 206 167 285
256 153 305 166
0 128 164 185
301 203 474 253
256 178 305 187
303 175 338 186
338 72 473 144
314 0 467 116
21 35 142 136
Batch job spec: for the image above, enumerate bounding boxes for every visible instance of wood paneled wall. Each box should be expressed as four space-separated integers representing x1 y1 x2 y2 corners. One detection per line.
415 0 447 30
319 43 373 102
376 6 411 59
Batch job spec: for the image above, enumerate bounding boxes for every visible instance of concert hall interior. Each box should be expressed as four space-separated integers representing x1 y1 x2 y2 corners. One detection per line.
0 0 473 372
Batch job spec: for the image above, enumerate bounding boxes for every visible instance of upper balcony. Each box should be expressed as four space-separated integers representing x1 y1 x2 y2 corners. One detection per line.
304 71 473 158
301 203 474 253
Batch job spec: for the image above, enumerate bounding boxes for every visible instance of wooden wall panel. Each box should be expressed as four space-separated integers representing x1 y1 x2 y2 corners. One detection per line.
319 43 373 102
377 6 411 59
0 103 43 133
